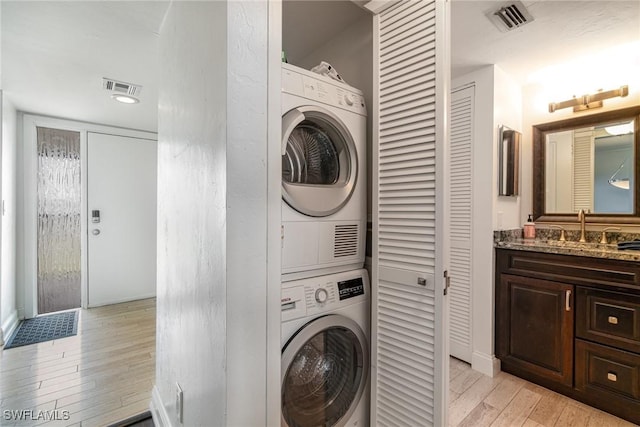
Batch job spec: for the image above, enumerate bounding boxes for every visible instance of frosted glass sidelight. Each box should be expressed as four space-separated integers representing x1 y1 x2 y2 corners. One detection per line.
37 127 81 314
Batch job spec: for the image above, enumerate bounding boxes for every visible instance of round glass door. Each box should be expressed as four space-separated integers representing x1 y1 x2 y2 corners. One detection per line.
281 106 358 217
281 315 368 427
282 121 341 186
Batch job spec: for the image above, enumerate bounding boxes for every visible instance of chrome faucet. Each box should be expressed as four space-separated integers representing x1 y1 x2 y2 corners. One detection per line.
578 209 587 242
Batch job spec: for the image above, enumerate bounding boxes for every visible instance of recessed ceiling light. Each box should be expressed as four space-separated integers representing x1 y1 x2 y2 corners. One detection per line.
111 94 139 104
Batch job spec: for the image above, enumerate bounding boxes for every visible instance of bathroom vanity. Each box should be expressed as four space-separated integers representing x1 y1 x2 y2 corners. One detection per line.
495 243 640 424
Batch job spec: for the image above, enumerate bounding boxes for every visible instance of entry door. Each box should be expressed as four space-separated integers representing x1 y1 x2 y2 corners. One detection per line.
87 132 157 307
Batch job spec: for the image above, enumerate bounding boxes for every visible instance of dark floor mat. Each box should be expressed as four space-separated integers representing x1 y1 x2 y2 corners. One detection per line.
3 310 78 349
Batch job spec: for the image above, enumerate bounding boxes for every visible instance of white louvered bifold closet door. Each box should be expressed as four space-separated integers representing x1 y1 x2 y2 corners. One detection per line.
449 86 474 363
572 128 595 212
371 1 447 426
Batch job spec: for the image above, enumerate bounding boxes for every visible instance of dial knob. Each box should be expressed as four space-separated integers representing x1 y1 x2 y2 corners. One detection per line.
344 93 355 106
315 288 328 304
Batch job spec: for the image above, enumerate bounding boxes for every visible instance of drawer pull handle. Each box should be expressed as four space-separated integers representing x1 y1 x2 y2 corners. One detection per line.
607 372 618 382
608 316 619 325
565 290 572 312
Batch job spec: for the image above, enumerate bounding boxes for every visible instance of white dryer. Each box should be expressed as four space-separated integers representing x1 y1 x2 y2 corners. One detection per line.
281 269 370 427
281 63 367 281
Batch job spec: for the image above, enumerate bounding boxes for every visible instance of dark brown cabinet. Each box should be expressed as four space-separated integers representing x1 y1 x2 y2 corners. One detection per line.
497 274 574 387
495 249 640 425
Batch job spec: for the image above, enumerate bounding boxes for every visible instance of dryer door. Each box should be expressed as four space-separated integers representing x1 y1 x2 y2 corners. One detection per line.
282 106 358 217
281 314 368 427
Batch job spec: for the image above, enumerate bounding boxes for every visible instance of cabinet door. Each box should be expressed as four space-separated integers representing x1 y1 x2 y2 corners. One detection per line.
497 274 574 387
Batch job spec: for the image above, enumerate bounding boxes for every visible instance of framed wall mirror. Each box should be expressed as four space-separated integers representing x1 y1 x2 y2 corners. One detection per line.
533 105 640 224
498 126 521 197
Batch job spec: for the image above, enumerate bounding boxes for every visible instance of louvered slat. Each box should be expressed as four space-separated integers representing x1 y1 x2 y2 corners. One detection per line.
448 86 474 362
573 128 594 211
374 1 439 425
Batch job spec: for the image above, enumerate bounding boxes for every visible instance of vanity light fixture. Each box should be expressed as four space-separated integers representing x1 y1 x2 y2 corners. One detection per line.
548 85 628 113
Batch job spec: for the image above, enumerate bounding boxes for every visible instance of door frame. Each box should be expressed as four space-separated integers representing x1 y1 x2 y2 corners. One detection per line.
20 114 155 318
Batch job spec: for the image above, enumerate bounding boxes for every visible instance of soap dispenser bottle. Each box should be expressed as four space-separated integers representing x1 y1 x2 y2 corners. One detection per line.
523 214 536 239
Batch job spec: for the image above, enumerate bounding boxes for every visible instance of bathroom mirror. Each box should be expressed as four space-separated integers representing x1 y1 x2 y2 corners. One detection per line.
533 106 640 223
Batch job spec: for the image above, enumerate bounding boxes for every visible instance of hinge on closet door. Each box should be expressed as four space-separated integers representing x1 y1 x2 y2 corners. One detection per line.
443 270 451 295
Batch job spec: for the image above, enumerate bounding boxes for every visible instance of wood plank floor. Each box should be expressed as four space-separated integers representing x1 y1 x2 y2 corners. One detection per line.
3 301 636 427
449 357 638 427
0 298 155 427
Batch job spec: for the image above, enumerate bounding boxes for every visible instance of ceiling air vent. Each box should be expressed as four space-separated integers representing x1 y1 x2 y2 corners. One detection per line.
102 77 142 96
488 1 534 32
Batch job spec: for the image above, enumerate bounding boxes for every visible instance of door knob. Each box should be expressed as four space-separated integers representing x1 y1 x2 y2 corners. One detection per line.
92 229 101 236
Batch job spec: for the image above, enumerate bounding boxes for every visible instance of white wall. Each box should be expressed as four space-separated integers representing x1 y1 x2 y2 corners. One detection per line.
153 2 279 426
296 14 373 220
493 66 523 230
1 94 18 343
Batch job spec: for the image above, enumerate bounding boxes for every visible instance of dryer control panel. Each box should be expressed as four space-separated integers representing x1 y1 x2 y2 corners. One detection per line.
301 76 366 116
282 63 367 116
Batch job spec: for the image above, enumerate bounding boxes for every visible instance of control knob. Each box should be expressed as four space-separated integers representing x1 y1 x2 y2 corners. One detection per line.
344 93 355 106
315 288 328 304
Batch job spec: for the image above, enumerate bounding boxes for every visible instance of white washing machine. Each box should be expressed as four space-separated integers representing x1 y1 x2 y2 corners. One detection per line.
281 63 367 281
281 269 370 427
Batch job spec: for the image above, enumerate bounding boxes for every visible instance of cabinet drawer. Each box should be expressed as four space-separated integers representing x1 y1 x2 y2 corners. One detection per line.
496 249 640 290
576 288 640 353
575 339 640 424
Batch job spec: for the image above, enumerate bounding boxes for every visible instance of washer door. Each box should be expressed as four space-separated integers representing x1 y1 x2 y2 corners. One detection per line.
281 315 368 427
282 106 358 217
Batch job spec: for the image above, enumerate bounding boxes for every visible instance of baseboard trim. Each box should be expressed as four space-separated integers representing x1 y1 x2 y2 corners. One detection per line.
471 351 501 377
150 385 172 427
1 310 19 347
88 294 157 308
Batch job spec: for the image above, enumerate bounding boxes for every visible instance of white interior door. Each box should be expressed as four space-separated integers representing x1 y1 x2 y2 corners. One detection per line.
87 132 157 307
449 86 474 363
369 0 449 425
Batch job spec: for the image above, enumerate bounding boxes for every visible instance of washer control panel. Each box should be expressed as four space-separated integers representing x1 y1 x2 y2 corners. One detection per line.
305 283 338 308
281 270 369 322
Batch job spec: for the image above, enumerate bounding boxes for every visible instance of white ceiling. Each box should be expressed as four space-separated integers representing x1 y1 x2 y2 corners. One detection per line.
1 1 170 133
451 0 640 84
1 1 639 133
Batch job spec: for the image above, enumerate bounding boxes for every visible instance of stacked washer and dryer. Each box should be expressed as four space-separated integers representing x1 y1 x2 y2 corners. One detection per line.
280 63 370 427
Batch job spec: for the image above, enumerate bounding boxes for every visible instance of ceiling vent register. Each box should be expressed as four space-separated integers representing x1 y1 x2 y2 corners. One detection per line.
488 1 534 32
102 78 142 96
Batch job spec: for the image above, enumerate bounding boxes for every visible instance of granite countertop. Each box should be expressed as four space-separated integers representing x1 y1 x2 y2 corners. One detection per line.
495 238 640 262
